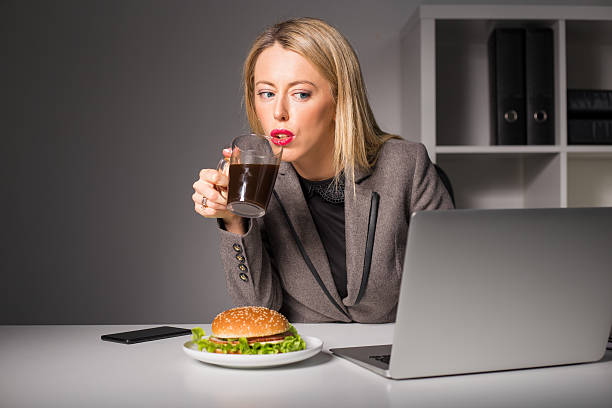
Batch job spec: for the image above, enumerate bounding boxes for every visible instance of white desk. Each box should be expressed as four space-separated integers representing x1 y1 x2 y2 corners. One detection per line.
1 324 611 408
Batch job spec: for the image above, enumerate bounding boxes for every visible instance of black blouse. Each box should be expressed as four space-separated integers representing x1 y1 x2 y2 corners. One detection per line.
297 174 347 299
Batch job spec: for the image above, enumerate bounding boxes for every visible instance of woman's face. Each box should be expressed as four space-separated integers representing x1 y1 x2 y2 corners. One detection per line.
253 43 336 178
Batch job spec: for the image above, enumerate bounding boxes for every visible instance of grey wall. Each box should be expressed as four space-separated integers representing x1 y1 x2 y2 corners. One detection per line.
2 0 610 324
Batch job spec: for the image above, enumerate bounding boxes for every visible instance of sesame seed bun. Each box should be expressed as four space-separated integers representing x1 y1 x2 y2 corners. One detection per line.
211 306 290 339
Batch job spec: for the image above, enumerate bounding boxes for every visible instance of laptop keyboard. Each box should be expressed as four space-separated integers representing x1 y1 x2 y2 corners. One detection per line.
369 354 391 365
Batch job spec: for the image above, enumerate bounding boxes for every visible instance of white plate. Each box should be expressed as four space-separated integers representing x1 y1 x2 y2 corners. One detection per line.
183 335 323 368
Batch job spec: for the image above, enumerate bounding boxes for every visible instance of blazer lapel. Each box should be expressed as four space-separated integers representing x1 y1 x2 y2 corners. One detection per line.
344 167 375 306
274 162 349 319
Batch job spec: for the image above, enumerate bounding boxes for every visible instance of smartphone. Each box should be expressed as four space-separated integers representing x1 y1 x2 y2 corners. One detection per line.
101 326 192 344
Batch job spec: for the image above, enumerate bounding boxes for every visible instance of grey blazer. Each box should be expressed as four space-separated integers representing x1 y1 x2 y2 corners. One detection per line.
217 139 454 323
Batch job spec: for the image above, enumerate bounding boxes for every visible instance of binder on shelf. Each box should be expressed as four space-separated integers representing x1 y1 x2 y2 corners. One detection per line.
489 28 527 145
525 28 555 145
567 89 612 118
567 89 612 144
568 120 612 144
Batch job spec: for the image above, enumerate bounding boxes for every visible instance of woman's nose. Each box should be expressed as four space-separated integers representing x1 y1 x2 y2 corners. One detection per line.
273 96 289 122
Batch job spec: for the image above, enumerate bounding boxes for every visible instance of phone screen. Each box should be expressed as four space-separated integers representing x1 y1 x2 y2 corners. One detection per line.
101 326 192 344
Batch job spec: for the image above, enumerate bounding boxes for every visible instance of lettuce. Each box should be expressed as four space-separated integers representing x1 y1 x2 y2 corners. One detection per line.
191 325 306 355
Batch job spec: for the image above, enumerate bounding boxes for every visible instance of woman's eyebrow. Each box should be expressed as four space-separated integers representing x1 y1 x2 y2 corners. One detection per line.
255 80 317 88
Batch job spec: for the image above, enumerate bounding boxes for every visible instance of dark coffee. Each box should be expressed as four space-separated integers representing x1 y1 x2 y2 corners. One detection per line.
227 163 280 218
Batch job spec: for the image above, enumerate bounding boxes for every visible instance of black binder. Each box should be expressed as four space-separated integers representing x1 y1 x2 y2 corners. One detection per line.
567 89 612 118
489 28 526 145
525 28 555 145
567 89 612 144
568 119 612 144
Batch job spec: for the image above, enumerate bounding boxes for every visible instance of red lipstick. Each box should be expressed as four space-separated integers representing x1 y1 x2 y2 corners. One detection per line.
270 129 295 146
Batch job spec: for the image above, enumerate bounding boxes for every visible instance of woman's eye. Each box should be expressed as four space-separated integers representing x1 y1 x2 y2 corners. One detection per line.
258 91 275 99
294 92 311 100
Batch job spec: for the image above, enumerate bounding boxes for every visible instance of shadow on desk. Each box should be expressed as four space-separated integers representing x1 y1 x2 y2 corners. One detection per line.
311 349 612 376
382 350 612 384
262 350 334 371
283 350 333 369
285 349 612 377
599 349 612 363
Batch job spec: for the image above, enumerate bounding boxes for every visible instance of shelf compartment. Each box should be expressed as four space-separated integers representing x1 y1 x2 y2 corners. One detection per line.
437 153 561 209
566 20 612 90
567 156 612 207
435 19 559 147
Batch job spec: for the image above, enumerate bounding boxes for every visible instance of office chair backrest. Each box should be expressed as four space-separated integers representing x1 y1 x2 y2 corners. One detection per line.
434 164 455 207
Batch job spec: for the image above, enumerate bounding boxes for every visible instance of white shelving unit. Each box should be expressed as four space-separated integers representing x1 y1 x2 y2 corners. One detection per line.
401 5 612 209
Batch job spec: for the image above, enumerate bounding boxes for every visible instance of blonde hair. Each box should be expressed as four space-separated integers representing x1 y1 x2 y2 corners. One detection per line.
243 17 397 186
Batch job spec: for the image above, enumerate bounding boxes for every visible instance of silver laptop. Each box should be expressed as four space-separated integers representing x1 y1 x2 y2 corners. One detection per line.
330 207 612 379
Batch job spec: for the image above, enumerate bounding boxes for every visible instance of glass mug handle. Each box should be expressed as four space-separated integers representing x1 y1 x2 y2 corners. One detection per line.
217 157 229 175
215 150 231 197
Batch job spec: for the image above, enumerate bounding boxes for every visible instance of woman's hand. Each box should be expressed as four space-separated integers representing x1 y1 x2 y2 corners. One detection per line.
192 148 245 234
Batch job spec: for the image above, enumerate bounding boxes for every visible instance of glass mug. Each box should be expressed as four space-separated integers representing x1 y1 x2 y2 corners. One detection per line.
218 134 283 218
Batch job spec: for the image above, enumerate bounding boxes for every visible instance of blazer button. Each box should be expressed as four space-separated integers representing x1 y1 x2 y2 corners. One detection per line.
232 243 242 252
238 264 248 272
239 273 249 282
235 254 245 263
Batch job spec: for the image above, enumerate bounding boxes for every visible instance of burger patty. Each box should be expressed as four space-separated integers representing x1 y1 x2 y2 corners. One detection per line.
209 330 293 345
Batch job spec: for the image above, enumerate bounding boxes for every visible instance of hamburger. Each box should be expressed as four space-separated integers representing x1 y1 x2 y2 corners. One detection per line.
191 306 306 354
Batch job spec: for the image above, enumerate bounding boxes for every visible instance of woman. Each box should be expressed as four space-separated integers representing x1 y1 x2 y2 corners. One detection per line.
192 18 453 323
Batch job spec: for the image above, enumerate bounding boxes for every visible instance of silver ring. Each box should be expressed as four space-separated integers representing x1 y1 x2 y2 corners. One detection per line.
201 196 207 208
